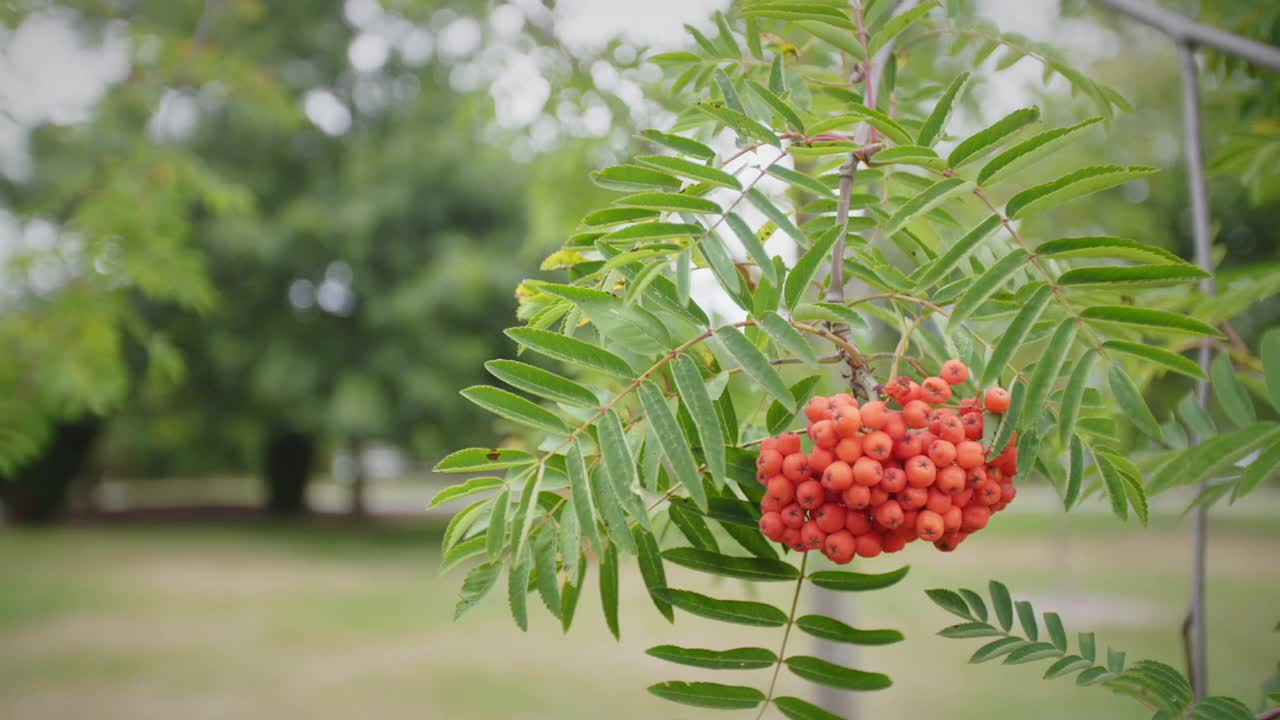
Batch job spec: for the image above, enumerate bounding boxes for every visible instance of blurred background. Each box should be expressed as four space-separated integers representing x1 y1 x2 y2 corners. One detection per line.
0 0 1277 718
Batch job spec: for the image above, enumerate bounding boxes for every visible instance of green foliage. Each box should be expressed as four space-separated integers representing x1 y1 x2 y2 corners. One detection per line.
928 579 1256 719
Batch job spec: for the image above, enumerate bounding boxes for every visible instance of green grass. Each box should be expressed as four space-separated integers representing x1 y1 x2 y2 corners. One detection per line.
0 515 1277 719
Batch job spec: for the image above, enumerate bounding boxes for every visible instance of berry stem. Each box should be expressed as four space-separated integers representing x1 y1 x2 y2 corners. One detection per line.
756 551 809 720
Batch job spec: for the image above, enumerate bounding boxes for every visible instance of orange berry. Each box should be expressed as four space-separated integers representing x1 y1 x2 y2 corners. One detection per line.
805 396 833 423
934 531 963 552
938 414 966 444
953 488 975 507
808 420 838 449
830 393 858 408
881 532 907 553
941 359 969 385
860 401 889 430
845 509 872 535
761 494 785 513
766 476 795 506
943 505 963 531
903 381 922 403
965 466 988 488
759 512 785 540
903 400 931 429
925 488 952 514
921 377 952 404
796 480 825 510
757 449 783 476
823 529 856 564
900 486 929 510
808 448 834 478
855 533 882 558
936 464 966 494
842 485 871 511
874 499 904 529
892 435 922 461
761 437 779 454
905 455 937 488
880 466 907 493
852 457 883 487
821 461 854 493
984 387 1011 413
1000 482 1017 504
927 439 957 467
813 502 847 533
832 406 862 437
835 435 863 463
886 376 914 403
961 504 990 532
800 521 826 551
782 453 809 482
868 487 889 507
916 509 945 541
882 412 908 441
780 503 806 529
863 431 893 461
781 527 804 551
961 412 983 440
955 440 985 469
776 431 803 455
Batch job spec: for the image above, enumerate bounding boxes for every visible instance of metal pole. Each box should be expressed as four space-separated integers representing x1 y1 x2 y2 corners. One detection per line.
1098 0 1280 72
1177 40 1215 700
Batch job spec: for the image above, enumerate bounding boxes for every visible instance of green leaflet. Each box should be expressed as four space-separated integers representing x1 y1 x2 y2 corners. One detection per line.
748 81 805 133
613 191 721 214
434 447 534 474
638 129 715 160
655 587 788 626
507 465 544 567
454 560 500 620
1058 351 1097 446
599 542 620 639
808 565 910 591
726 212 776 285
638 379 707 510
883 177 970 237
785 655 892 691
714 325 796 410
505 327 634 379
868 1 938 55
917 71 970 146
635 154 742 189
774 695 846 720
460 385 569 434
948 107 1040 168
978 118 1102 186
948 249 1029 330
1035 236 1186 264
926 588 974 620
1006 165 1159 218
1107 365 1162 439
645 645 777 670
671 355 726 484
635 528 674 622
647 681 765 710
783 226 840 309
759 312 818 365
748 187 806 245
1021 319 1077 428
795 20 865 58
532 526 561 620
1103 341 1205 379
484 359 599 407
979 283 1051 388
1262 328 1280 413
914 214 1003 290
507 542 531 631
794 615 904 645
591 164 683 192
429 476 503 508
1211 353 1256 427
486 488 509 559
661 547 800 581
1081 306 1224 338
597 409 651 528
696 102 782 146
566 441 601 553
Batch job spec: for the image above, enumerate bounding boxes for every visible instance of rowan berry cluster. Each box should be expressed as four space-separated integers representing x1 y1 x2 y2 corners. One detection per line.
755 360 1018 564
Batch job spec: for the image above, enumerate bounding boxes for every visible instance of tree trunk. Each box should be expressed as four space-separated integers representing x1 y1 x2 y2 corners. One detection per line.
1 417 102 525
262 429 314 516
347 441 367 519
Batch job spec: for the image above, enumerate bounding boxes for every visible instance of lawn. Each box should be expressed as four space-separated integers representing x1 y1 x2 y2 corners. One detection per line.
1 511 1277 719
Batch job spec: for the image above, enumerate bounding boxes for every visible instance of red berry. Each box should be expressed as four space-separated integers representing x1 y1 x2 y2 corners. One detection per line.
927 439 957 467
955 440 985 469
961 412 983 440
903 400 931 429
809 419 838 449
900 485 929 510
782 453 809 482
925 488 952 514
855 533 882 558
782 527 804 551
905 455 937 488
882 412 908 441
916 509 944 541
936 464 966 494
860 401 888 430
845 509 872 535
759 512 785 540
821 461 854 493
941 359 969 386
757 449 783 476
776 431 803 455
780 503 807 529
813 502 847 533
832 405 862 437
882 532 907 553
800 521 827 551
984 387 1011 413
805 396 832 423
921 377 952 404
961 504 990 532
874 499 904 529
766 476 796 506
808 447 835 477
868 487 889 507
863 431 893 461
796 480 825 510
852 457 883 487
943 506 963 531
823 529 856 564
880 466 907 493
835 436 863 463
841 485 871 511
